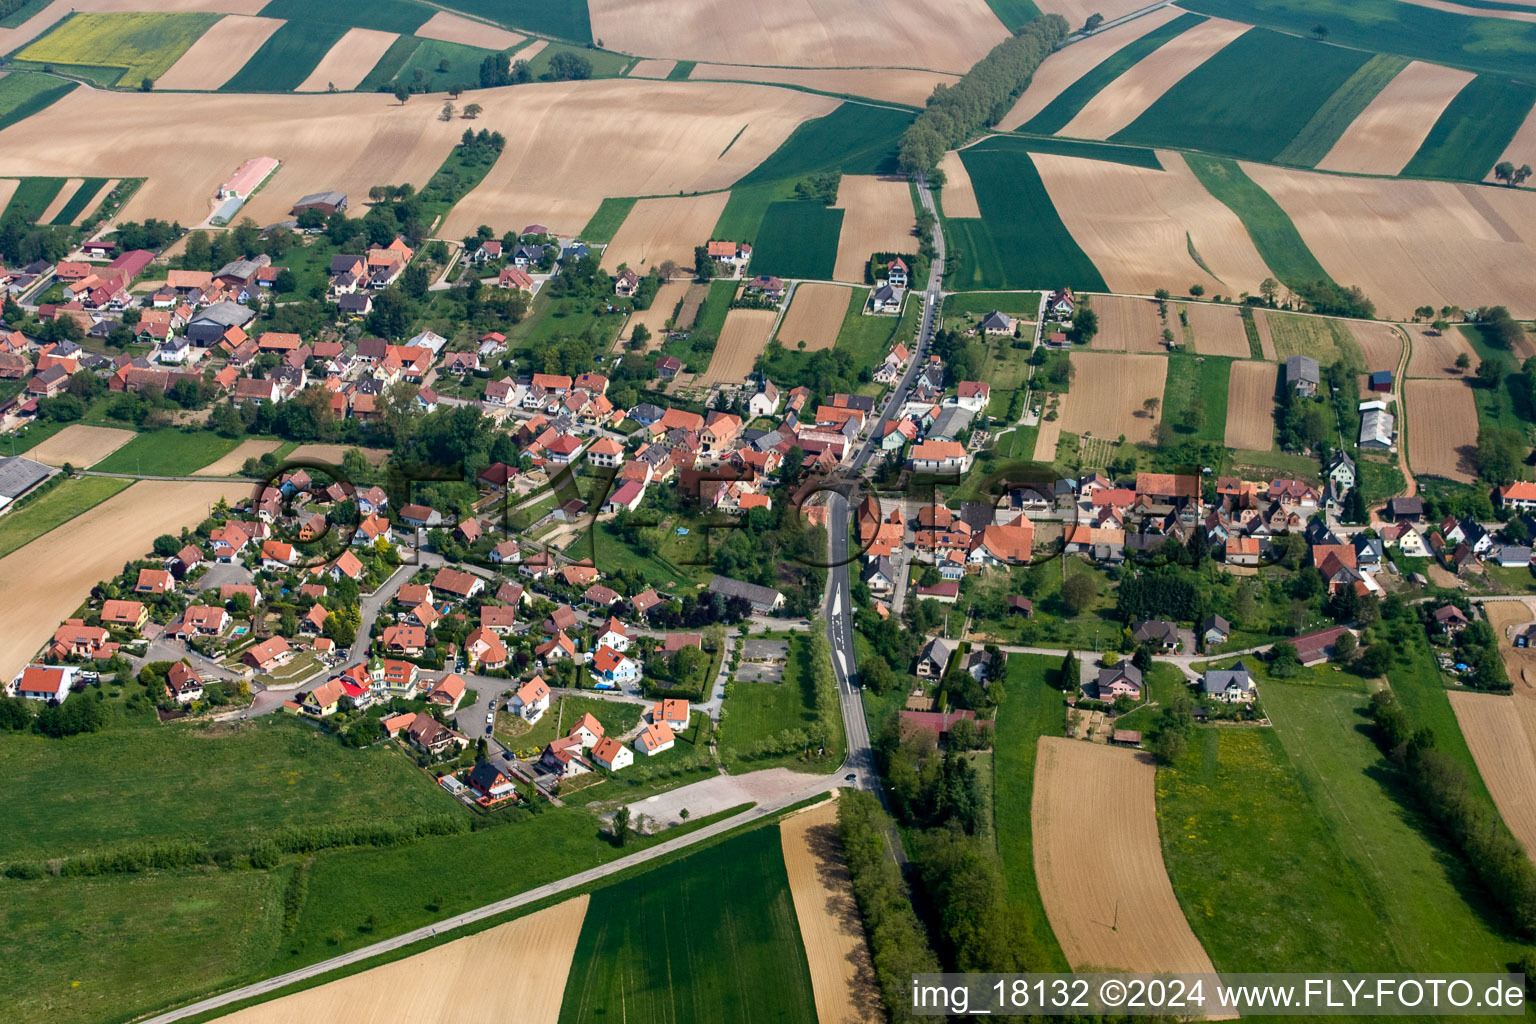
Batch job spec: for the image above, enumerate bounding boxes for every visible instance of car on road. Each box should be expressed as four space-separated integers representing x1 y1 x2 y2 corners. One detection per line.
845 774 856 783
486 712 494 724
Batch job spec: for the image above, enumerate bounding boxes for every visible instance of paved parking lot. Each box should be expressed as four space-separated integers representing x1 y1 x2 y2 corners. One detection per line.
742 638 789 661
737 662 784 683
625 767 834 829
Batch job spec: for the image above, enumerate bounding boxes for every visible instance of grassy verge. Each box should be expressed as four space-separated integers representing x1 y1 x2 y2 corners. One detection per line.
0 475 131 559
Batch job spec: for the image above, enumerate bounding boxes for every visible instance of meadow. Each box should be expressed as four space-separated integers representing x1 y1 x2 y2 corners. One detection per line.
747 200 843 280
0 71 75 135
1401 74 1536 181
433 0 594 42
944 290 1042 319
579 196 636 244
557 828 817 1024
525 44 632 81
16 11 219 89
221 21 350 93
719 634 841 772
383 38 501 93
0 475 131 559
497 694 642 753
1183 155 1333 291
1112 28 1372 163
1274 54 1409 167
1160 352 1231 444
258 0 430 33
90 429 241 476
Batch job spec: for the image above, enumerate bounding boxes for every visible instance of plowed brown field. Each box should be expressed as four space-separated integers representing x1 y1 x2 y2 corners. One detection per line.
1405 378 1477 482
620 279 691 349
1405 324 1477 377
1185 301 1250 357
1318 61 1476 175
1224 360 1278 450
832 175 917 283
24 424 135 467
1060 352 1167 443
296 28 399 93
1089 294 1164 352
937 150 980 218
600 192 730 273
698 308 778 385
1448 691 1536 862
689 64 957 107
414 10 523 50
777 283 852 352
157 14 284 90
1348 320 1404 375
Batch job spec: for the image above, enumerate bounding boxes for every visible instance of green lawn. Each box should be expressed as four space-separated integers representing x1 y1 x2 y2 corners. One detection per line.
1383 631 1494 795
944 290 1042 320
747 200 843 280
220 20 348 92
90 429 239 475
524 44 631 81
1160 352 1231 444
1184 154 1333 292
257 0 430 32
16 11 219 88
431 0 594 43
1402 74 1536 181
1274 54 1411 166
580 197 637 245
371 37 499 94
557 828 817 1024
0 71 76 135
578 521 710 591
992 654 1070 970
0 475 131 558
720 634 843 772
496 694 643 755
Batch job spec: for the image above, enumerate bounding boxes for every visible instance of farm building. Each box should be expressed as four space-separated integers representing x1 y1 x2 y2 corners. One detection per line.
1285 355 1320 397
1359 402 1394 450
219 156 280 199
0 455 54 511
1368 370 1392 392
708 575 783 614
291 191 347 216
1290 626 1354 666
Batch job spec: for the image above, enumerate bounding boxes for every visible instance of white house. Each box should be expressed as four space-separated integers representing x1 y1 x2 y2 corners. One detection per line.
9 664 76 701
948 381 991 414
566 712 604 749
908 441 973 476
589 644 641 688
509 676 551 723
595 617 630 653
633 721 676 756
747 379 780 419
590 736 634 771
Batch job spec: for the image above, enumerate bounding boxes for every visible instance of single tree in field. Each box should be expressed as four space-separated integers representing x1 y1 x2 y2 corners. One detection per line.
1061 572 1098 615
448 84 462 99
1189 283 1204 298
1260 277 1279 305
393 84 409 104
1311 23 1329 40
1142 396 1160 418
463 102 482 119
1084 12 1104 31
1162 327 1175 347
612 806 631 847
1431 317 1450 335
1454 351 1470 370
440 102 456 122
327 81 336 93
1495 161 1516 185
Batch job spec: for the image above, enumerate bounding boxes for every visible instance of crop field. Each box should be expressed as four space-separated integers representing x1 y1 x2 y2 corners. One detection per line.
194 437 281 475
1448 691 1536 862
689 64 957 107
1032 737 1215 973
91 428 239 475
779 799 881 1024
749 200 843 280
0 69 74 133
1316 61 1476 175
1348 320 1404 375
599 192 730 274
1161 351 1230 443
0 475 131 560
3 176 63 222
936 149 980 218
697 308 778 386
1224 360 1279 450
558 828 817 1024
628 58 675 79
1273 54 1410 167
735 102 911 188
295 27 398 92
23 424 135 466
580 197 636 245
16 11 219 88
430 0 591 42
414 9 523 50
831 174 916 282
951 145 1105 291
1491 100 1536 182
1405 378 1478 482
1243 162 1536 318
1402 74 1536 181
156 14 283 90
619 279 690 349
1258 311 1358 365
1184 302 1250 356
1088 294 1163 352
33 176 79 223
55 176 113 224
1032 149 1275 298
776 283 852 351
1060 18 1250 140
1183 155 1332 292
256 0 428 33
585 0 1005 73
1405 323 1477 376
220 20 348 91
1059 351 1167 443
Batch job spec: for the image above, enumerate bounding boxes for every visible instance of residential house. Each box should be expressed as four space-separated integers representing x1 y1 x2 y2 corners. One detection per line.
510 676 551 722
633 721 676 756
1200 661 1257 703
1285 355 1320 397
1096 663 1143 701
916 637 954 679
590 736 633 771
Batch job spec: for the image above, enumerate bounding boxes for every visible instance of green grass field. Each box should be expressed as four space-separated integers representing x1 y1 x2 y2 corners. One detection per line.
497 694 643 753
90 429 239 475
949 146 1106 291
1274 54 1410 167
1113 28 1373 162
944 290 1043 319
432 0 593 42
719 635 838 771
258 0 430 32
386 38 501 93
354 34 419 92
1161 352 1231 443
580 197 637 245
2 176 65 223
0 71 76 136
1183 154 1334 291
558 828 817 1024
1262 311 1361 366
580 521 709 591
738 102 911 185
982 0 1041 30
747 201 842 280
220 21 349 93
0 476 131 559
17 11 219 89
1402 74 1536 181
46 176 107 225
1022 12 1207 134
525 44 631 81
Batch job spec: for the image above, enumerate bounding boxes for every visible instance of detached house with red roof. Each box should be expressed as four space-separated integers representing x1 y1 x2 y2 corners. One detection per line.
510 676 551 722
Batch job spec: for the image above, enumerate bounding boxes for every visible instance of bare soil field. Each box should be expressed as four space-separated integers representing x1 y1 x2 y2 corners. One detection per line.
1317 61 1476 176
1240 162 1536 319
194 438 280 476
620 279 691 349
599 192 731 274
1088 294 1164 352
1404 323 1477 377
23 425 135 467
0 179 18 217
517 39 548 61
1034 150 1275 298
1032 737 1217 973
0 0 264 56
442 80 837 239
1184 301 1250 357
157 14 284 91
1060 351 1168 444
1405 378 1477 482
0 87 463 226
210 896 589 1024
627 58 675 79
0 480 248 681
937 150 980 218
36 177 81 224
777 283 853 352
780 798 882 1024
689 64 957 107
698 308 778 386
1253 307 1277 358
1348 320 1404 375
675 281 709 330
1060 19 1250 139
296 27 399 93
1448 691 1536 863
414 10 523 51
1401 0 1536 21
1490 103 1536 184
69 177 116 225
1034 401 1065 461
287 444 389 466
1224 361 1278 450
587 0 1007 73
833 175 917 283
1482 601 1536 690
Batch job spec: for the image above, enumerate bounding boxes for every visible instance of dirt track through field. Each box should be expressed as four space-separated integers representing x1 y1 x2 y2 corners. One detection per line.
1032 737 1217 973
777 283 852 352
1348 320 1404 374
698 308 778 386
833 175 917 283
997 6 1184 130
1405 324 1477 377
1241 162 1536 318
1405 378 1477 482
1224 361 1278 450
36 178 80 224
414 10 523 50
937 150 980 218
1089 294 1163 352
1317 61 1476 176
157 14 285 90
780 798 882 1024
1033 150 1275 298
24 425 135 467
588 0 1007 72
1060 351 1167 443
627 58 675 79
1448 691 1536 863
690 64 957 107
1060 19 1250 139
620 279 691 349
0 480 249 682
296 27 399 93
193 438 280 476
1185 302 1249 356
600 192 730 273
208 896 589 1024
